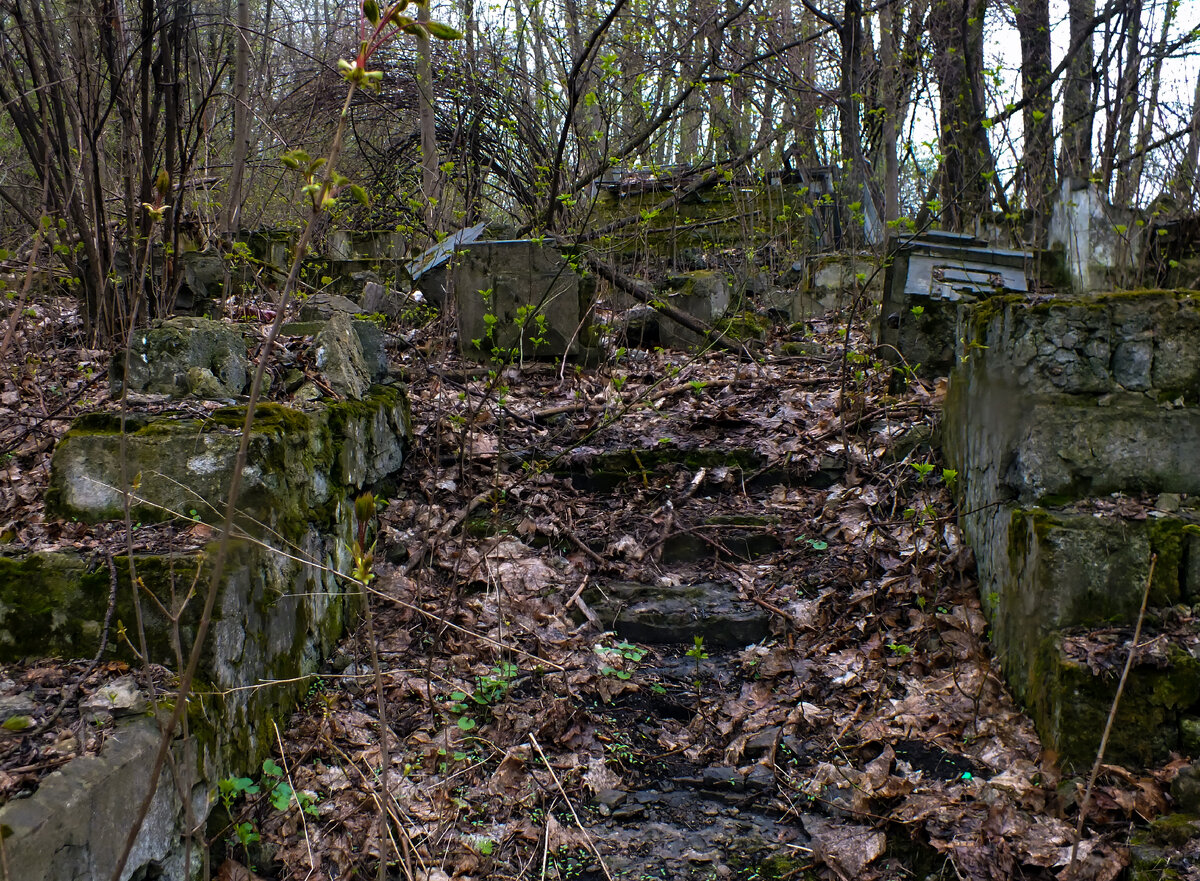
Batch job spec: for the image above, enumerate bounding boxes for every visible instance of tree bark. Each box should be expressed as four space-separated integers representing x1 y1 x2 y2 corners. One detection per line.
928 0 991 230
1060 0 1096 183
1017 0 1054 245
225 0 251 237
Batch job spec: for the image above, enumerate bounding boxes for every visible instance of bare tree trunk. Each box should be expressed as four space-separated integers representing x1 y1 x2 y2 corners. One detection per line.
416 1 439 230
878 0 898 226
1173 71 1200 210
929 0 991 230
1101 0 1141 196
1017 0 1054 245
1121 0 1174 206
225 0 251 237
1060 0 1096 183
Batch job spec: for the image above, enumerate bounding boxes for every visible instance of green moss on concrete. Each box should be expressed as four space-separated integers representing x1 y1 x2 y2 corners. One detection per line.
1029 636 1200 772
714 312 770 341
1130 813 1200 881
210 401 314 434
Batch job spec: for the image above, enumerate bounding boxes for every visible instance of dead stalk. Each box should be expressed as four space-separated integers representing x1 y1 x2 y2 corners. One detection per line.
528 734 615 881
1068 552 1157 873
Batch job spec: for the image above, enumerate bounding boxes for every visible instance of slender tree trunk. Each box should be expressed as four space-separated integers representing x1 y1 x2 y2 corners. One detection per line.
416 1 439 230
1060 0 1095 183
1101 0 1141 196
1017 0 1054 245
1120 0 1172 206
1173 71 1200 210
929 0 991 230
225 0 251 237
878 0 898 226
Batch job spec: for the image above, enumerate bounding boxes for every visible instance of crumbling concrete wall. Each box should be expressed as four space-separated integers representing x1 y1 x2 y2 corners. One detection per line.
943 290 1200 769
1048 181 1140 294
0 318 412 879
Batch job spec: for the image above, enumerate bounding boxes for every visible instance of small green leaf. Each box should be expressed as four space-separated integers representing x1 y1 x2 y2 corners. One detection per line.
2 715 33 731
427 21 464 39
350 184 370 206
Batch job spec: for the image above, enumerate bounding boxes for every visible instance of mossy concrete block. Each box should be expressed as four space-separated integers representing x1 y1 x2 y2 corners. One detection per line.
113 316 250 399
46 389 410 532
975 505 1200 702
955 290 1200 400
0 552 106 658
0 532 367 877
1030 637 1200 771
658 270 730 349
451 240 593 362
0 716 196 881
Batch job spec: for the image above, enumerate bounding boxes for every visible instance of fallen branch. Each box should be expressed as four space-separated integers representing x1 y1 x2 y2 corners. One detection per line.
582 254 753 358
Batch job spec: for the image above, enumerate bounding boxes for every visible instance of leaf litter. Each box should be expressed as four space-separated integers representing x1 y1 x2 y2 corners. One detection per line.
0 289 1188 879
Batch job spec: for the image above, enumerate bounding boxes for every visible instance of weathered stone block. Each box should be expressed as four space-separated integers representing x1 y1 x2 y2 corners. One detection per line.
944 289 1200 770
0 530 365 877
46 389 410 532
784 255 883 320
658 270 730 349
451 240 593 362
944 292 1200 516
113 317 249 398
972 505 1200 700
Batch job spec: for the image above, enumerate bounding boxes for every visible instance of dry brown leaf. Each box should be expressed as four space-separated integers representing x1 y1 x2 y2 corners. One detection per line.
216 859 266 881
805 816 887 877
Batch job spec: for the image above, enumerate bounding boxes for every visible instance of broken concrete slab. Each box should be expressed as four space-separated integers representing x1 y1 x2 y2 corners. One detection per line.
451 240 593 362
1048 180 1139 293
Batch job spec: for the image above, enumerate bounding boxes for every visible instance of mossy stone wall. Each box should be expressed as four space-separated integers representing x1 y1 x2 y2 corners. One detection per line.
944 290 1200 770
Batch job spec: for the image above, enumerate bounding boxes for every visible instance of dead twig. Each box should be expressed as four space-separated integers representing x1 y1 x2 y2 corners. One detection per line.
1068 553 1157 874
528 734 615 881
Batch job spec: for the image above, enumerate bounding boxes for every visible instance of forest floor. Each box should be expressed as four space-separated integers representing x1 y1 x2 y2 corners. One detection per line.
0 285 1189 880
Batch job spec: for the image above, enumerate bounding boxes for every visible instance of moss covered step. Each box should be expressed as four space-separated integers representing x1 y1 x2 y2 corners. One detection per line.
1029 629 1200 772
579 580 771 647
46 387 410 535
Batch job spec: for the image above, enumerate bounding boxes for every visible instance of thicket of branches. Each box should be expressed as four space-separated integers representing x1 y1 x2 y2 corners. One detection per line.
1 0 1198 343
